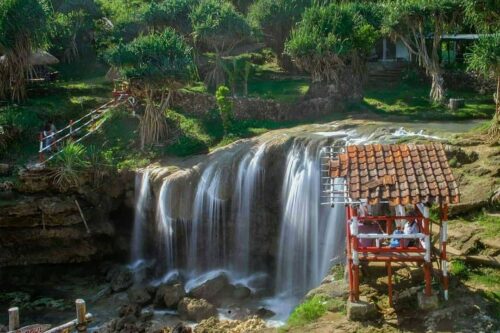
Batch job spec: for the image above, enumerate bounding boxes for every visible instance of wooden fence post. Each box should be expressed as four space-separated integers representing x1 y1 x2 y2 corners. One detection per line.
75 299 87 333
8 307 20 331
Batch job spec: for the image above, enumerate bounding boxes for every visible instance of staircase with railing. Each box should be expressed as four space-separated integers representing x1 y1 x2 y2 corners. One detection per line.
38 91 136 165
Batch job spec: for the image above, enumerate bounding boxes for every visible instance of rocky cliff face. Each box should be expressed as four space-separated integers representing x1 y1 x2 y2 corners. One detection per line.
0 168 135 267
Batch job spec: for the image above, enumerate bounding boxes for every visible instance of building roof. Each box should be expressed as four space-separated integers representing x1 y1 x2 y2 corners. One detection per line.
329 143 459 206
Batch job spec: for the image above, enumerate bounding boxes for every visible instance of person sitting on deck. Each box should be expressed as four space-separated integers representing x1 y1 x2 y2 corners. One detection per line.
403 210 420 247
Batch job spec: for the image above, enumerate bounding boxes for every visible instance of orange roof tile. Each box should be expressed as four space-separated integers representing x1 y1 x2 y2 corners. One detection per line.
329 143 459 205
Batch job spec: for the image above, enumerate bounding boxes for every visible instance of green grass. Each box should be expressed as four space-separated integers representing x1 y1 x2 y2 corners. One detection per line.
247 78 310 103
351 81 495 121
286 295 331 328
455 212 500 239
0 60 111 165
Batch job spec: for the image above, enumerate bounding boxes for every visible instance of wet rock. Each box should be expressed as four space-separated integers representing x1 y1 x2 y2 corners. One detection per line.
232 285 251 300
189 273 230 302
0 163 11 176
177 297 217 322
111 268 134 292
129 287 152 306
140 307 154 321
347 296 377 321
445 146 478 166
305 280 349 300
491 187 500 205
194 316 266 333
154 283 186 308
254 307 275 319
171 323 193 333
119 303 141 318
417 292 439 311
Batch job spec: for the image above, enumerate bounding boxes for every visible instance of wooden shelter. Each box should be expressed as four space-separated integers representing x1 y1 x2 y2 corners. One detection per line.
321 142 458 306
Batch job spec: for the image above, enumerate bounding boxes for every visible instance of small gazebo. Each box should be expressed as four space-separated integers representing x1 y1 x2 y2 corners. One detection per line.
321 142 459 306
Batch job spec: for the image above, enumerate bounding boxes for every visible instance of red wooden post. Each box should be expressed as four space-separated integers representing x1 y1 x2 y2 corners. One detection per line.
350 207 360 301
442 203 449 300
423 205 432 296
387 262 393 307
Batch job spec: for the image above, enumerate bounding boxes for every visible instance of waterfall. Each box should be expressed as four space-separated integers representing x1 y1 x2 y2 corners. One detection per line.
275 139 346 297
231 143 266 276
135 134 348 303
188 162 229 274
157 179 176 272
131 169 151 265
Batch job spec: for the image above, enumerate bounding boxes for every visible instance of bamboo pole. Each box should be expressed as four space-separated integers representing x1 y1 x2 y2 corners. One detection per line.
76 299 87 333
8 307 20 331
75 200 90 234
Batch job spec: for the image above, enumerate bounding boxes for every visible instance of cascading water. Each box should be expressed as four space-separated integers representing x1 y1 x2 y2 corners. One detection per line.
275 139 346 297
189 162 230 274
130 169 151 265
231 143 266 276
132 133 350 320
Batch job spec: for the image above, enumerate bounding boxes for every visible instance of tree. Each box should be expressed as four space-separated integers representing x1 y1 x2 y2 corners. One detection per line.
105 29 194 148
231 0 254 14
190 0 251 89
0 0 52 101
382 0 462 103
248 0 311 69
50 0 102 62
285 2 379 101
143 0 198 35
463 0 499 34
215 85 234 134
466 35 500 139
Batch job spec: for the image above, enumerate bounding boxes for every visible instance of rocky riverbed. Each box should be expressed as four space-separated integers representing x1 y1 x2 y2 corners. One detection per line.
1 119 498 332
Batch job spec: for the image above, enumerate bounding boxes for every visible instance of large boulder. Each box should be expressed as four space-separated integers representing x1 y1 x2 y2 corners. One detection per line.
177 297 217 322
305 280 349 301
110 267 134 292
188 273 231 302
154 283 186 308
128 286 152 306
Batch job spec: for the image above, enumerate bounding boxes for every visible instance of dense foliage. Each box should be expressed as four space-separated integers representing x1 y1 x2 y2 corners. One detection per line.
248 0 311 67
285 2 379 99
466 34 500 138
143 0 197 34
382 0 463 103
0 0 52 101
191 0 251 87
106 28 194 147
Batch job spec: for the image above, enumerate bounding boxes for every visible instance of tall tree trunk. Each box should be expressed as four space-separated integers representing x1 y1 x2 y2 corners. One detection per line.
489 76 500 139
429 70 445 103
140 88 170 149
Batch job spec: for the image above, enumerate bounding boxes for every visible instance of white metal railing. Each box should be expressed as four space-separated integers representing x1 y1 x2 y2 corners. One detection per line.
320 140 348 206
38 94 135 165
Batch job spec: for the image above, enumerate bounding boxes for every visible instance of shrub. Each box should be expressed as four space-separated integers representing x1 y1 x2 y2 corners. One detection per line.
287 295 329 327
215 85 234 135
450 260 469 279
50 142 90 190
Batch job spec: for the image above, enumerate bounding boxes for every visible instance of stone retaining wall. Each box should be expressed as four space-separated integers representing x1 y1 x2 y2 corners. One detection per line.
171 91 344 121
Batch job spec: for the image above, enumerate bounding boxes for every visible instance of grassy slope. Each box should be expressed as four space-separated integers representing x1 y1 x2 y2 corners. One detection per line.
354 81 495 121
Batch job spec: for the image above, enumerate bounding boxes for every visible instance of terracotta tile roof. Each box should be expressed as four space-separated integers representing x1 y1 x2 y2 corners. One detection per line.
329 143 459 205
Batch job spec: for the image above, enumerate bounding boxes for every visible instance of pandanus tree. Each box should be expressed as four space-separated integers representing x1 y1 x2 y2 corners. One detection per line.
466 35 500 139
248 0 311 69
143 0 198 35
50 0 102 62
105 29 194 148
382 0 462 104
190 0 252 89
285 2 379 101
0 0 52 101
